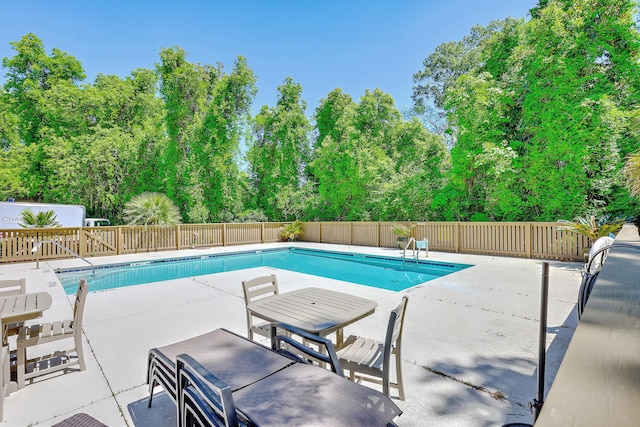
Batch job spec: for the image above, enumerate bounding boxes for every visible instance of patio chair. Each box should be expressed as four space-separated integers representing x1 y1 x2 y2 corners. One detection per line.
51 413 107 427
337 296 409 400
415 238 428 258
577 236 615 321
147 328 293 409
0 278 25 297
584 236 614 271
0 344 8 421
270 323 344 376
176 353 243 427
15 279 88 389
0 278 26 339
242 274 279 340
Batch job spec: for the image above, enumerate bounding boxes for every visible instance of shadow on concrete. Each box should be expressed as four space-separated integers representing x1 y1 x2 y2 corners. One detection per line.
128 392 175 427
415 356 528 426
420 305 578 426
543 305 578 389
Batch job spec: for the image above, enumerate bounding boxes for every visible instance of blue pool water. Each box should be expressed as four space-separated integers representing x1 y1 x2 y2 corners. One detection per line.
56 247 471 294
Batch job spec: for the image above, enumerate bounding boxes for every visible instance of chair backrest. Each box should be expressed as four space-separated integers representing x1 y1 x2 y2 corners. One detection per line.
383 296 409 366
270 323 344 377
0 278 25 297
176 353 239 427
242 274 279 304
586 236 615 272
72 279 89 338
242 275 279 338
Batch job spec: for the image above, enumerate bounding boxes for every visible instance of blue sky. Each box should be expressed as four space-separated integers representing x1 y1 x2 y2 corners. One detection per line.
1 1 533 115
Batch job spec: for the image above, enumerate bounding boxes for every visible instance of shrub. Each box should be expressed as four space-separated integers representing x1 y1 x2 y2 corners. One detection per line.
558 215 625 240
391 224 412 238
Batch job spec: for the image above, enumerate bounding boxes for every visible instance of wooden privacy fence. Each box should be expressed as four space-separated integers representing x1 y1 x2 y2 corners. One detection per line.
301 221 590 261
0 223 286 263
0 221 590 263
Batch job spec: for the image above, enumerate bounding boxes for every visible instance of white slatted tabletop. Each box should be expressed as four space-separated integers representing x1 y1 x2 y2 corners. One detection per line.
0 292 52 331
247 287 376 345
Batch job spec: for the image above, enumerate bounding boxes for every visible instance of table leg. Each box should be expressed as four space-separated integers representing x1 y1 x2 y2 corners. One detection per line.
0 345 5 420
0 322 8 398
1 322 7 347
335 328 344 349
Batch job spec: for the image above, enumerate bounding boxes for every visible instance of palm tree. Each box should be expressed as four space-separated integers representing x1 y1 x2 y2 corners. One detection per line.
18 209 61 228
558 215 625 240
123 192 182 225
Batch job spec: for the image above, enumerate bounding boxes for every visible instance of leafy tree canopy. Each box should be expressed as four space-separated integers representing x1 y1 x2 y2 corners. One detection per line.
2 4 639 226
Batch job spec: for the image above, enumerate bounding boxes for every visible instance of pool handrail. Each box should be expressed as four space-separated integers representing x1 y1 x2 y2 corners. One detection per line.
402 237 416 261
32 240 95 277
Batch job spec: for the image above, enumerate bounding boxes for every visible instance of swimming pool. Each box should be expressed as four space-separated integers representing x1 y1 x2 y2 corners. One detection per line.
55 247 471 294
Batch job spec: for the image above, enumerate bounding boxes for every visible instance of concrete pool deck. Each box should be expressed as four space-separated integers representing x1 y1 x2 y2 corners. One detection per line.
0 242 582 426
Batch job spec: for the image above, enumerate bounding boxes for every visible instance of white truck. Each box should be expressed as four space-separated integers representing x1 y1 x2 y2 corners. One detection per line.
84 218 111 227
0 202 90 229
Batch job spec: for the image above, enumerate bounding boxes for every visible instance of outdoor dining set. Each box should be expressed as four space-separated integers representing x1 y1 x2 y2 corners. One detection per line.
148 274 409 426
0 273 408 426
0 278 87 422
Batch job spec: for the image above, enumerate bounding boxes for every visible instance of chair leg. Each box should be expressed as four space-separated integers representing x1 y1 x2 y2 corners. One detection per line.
383 367 390 398
395 351 405 401
148 380 156 408
16 344 26 389
76 335 86 371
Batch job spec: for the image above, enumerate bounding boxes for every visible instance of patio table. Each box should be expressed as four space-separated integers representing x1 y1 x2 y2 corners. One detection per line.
0 292 52 344
246 287 377 346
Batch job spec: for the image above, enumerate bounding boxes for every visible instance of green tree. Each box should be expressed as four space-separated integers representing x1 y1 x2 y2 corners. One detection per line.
0 87 19 150
439 72 520 220
308 89 357 220
624 108 640 197
314 88 355 148
158 48 256 222
375 118 450 220
123 192 182 225
311 89 399 220
157 46 214 220
18 208 61 228
40 68 166 219
626 152 640 197
419 1 640 221
198 56 256 222
2 33 85 146
0 141 27 201
248 77 311 220
0 88 27 200
412 20 518 146
2 34 86 199
1 34 167 222
517 0 639 220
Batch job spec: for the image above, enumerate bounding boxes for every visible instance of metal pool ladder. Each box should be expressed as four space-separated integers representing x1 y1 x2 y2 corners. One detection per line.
402 238 429 263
